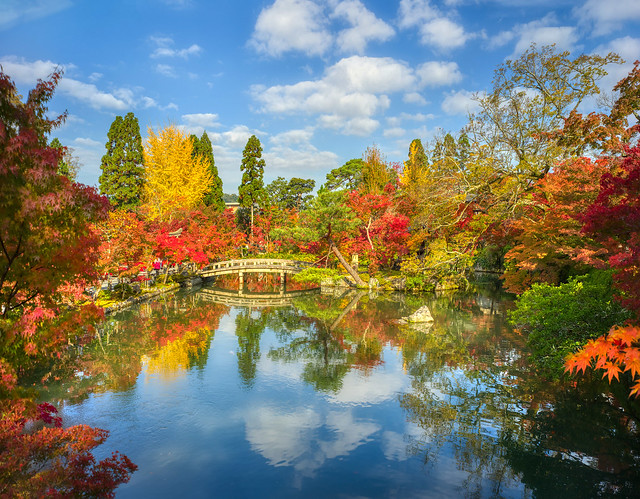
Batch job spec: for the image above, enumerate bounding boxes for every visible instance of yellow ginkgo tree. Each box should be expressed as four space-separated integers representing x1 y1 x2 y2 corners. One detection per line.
143 125 213 220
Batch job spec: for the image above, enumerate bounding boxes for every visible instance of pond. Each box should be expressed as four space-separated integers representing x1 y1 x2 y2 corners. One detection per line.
42 280 640 498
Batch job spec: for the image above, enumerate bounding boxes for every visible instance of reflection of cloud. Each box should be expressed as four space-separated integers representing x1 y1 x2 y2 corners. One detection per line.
244 405 380 477
320 410 379 459
245 406 321 467
326 368 407 405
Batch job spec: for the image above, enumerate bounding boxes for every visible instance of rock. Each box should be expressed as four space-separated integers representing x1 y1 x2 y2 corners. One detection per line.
390 277 406 291
407 305 434 323
369 277 379 289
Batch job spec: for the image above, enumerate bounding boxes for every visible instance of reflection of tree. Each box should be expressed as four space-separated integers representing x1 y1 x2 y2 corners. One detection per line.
503 382 640 497
39 294 228 402
145 328 213 377
268 319 351 393
399 288 640 497
235 308 268 388
399 290 531 496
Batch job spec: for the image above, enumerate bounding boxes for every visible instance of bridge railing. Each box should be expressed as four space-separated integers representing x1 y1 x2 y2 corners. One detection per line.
201 258 313 274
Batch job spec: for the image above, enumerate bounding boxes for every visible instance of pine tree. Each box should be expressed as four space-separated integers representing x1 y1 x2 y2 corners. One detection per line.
238 135 266 235
99 112 144 210
192 131 224 211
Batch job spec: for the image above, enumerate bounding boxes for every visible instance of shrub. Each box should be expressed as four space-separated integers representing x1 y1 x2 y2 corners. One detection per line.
508 270 630 375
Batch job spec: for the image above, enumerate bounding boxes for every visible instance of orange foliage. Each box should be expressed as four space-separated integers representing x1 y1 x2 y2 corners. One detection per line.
565 325 640 397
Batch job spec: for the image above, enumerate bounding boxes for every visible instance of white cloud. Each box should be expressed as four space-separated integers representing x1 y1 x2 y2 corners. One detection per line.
332 0 394 54
182 113 221 128
441 89 481 115
591 37 640 103
575 0 640 36
150 36 202 59
416 61 462 87
249 0 332 57
421 18 469 50
403 92 427 105
155 63 177 78
384 127 406 138
88 72 103 83
58 79 129 110
490 14 578 57
0 57 173 111
0 0 72 30
252 55 458 135
210 125 255 149
398 0 470 50
264 144 339 172
269 128 314 146
73 137 101 147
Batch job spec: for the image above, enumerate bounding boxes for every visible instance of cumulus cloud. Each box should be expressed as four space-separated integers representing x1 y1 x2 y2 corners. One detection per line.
441 89 481 115
264 143 339 172
489 14 578 56
575 0 640 36
182 113 220 128
332 0 395 54
150 36 202 59
249 0 332 57
251 55 458 135
210 125 255 149
73 137 101 147
269 128 315 146
398 0 470 50
416 61 462 87
0 56 166 111
403 92 427 105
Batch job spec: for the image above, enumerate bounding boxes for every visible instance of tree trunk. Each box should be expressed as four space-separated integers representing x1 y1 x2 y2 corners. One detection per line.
329 241 366 287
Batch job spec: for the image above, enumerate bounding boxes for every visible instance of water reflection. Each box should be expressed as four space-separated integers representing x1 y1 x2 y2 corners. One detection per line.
43 284 640 497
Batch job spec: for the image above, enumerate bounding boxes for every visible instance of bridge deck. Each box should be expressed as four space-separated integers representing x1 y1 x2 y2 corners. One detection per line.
199 258 312 278
198 287 319 307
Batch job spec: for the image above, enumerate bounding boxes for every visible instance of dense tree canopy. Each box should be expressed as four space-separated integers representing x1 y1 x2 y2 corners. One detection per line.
142 125 213 221
191 131 224 211
0 69 135 496
99 112 144 210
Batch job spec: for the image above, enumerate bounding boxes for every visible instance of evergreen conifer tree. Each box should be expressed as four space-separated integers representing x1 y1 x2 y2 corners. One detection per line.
191 131 224 210
238 135 266 235
99 112 144 209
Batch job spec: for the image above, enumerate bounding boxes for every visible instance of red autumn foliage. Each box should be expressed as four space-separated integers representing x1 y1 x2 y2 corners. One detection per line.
0 70 136 495
345 189 409 270
503 157 609 292
582 145 640 312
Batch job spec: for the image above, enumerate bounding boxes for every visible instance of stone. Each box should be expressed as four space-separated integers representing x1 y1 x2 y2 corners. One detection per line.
390 277 406 291
407 305 434 323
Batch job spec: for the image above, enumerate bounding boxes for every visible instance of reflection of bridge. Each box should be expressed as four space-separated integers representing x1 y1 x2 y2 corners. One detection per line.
198 287 320 307
199 259 313 288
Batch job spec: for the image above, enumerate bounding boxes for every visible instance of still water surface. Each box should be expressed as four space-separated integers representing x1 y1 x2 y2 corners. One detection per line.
46 282 640 498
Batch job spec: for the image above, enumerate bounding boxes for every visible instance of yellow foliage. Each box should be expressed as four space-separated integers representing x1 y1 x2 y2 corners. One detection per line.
144 329 212 378
400 140 427 187
143 125 213 220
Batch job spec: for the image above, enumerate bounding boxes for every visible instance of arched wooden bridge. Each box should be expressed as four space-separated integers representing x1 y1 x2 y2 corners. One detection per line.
198 287 320 307
199 259 313 287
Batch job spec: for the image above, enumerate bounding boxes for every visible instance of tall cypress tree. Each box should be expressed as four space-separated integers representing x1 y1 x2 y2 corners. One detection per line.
99 112 144 209
238 135 266 235
191 131 224 211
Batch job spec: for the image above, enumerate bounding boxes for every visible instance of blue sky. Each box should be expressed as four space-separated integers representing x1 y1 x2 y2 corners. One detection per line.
1 0 639 192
